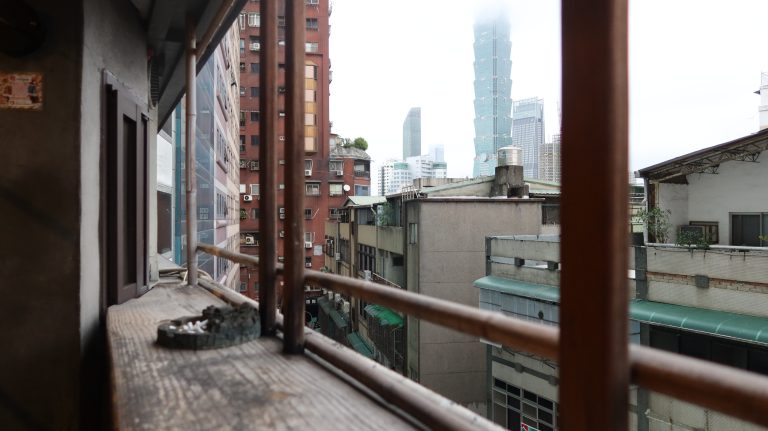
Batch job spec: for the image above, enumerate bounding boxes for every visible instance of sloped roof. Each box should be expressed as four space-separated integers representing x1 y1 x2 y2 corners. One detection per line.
637 128 768 184
343 196 386 207
330 146 372 160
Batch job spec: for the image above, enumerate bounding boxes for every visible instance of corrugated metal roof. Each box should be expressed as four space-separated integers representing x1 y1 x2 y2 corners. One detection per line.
344 196 386 207
346 332 375 358
474 276 560 303
364 305 404 327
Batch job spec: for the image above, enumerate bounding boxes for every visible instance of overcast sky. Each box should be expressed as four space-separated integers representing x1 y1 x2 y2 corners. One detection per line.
328 0 768 193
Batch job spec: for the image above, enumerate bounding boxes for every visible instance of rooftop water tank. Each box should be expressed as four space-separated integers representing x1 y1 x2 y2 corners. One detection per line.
497 146 523 167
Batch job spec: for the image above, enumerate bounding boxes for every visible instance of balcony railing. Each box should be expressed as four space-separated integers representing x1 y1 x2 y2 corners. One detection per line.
353 170 370 178
177 0 768 429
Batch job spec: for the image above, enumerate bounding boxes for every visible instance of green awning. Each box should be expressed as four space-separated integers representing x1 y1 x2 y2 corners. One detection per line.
474 276 560 303
346 332 375 358
318 297 348 328
364 304 404 327
473 275 768 345
630 300 768 345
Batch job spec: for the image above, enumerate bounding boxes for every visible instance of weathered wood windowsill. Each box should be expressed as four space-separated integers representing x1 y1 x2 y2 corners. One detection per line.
107 283 418 430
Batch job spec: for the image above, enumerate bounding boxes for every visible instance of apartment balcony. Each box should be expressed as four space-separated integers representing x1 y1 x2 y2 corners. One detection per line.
354 170 371 178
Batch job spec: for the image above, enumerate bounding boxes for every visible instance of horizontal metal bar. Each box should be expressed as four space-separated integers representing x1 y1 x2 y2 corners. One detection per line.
630 345 768 427
197 243 285 274
198 245 768 427
303 269 559 360
195 278 501 431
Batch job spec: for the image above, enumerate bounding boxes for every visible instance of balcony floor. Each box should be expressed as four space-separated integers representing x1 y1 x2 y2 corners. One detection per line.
108 282 418 430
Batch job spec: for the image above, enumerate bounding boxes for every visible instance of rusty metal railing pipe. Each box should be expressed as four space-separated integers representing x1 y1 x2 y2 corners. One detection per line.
197 244 768 428
283 0 307 354
304 270 559 359
185 16 198 288
258 0 279 336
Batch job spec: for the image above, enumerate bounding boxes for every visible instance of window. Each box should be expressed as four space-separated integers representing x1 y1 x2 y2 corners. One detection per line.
491 380 558 431
305 183 320 196
305 42 319 53
306 0 319 4
304 136 316 152
239 111 245 127
251 63 259 73
329 160 343 172
248 13 260 27
306 18 318 31
250 184 259 195
304 232 315 243
278 16 286 27
250 86 258 97
251 135 259 146
239 39 245 55
251 208 259 220
305 64 318 80
239 135 246 153
329 183 343 196
239 86 245 96
329 208 341 219
238 13 246 30
409 223 418 244
731 213 767 246
239 62 245 72
354 185 369 196
304 159 313 173
250 111 260 122
304 113 316 126
304 208 313 220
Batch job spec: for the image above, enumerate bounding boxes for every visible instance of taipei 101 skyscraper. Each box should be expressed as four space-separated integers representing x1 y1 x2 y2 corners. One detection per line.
472 6 513 177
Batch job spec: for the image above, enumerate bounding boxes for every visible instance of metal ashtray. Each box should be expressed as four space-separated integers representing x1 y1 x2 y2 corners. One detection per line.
157 303 260 350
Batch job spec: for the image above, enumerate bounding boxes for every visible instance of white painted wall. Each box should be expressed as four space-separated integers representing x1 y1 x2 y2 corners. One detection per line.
657 183 688 243
686 153 768 245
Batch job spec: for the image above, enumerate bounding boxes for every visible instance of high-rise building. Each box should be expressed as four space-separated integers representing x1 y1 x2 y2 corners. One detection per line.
429 143 445 163
172 26 241 292
379 160 413 196
512 97 545 179
538 133 561 183
406 155 435 180
473 12 512 177
237 0 347 297
403 107 422 159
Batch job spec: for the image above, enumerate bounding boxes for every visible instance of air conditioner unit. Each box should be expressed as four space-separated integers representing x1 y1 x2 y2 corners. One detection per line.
304 169 312 176
245 236 255 245
305 262 312 268
334 170 343 176
243 195 253 202
304 241 312 249
279 230 285 237
279 208 285 214
334 253 341 261
341 300 350 314
279 214 285 220
279 136 285 141
249 43 260 51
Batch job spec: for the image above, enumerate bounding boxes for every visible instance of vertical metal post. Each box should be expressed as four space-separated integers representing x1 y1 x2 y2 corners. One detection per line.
258 0 278 335
560 0 629 430
283 0 307 353
185 16 198 287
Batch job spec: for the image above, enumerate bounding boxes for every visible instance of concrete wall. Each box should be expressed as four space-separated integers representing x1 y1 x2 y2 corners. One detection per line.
648 393 764 431
412 200 542 413
0 2 84 428
358 224 376 247
686 155 768 245
377 226 404 254
657 183 688 243
0 0 149 428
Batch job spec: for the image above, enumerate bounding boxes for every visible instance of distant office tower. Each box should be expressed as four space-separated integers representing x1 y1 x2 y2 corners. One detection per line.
429 144 445 163
403 107 422 159
432 161 448 179
538 134 561 183
406 155 435 180
512 98 545 179
473 13 512 177
379 160 413 195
